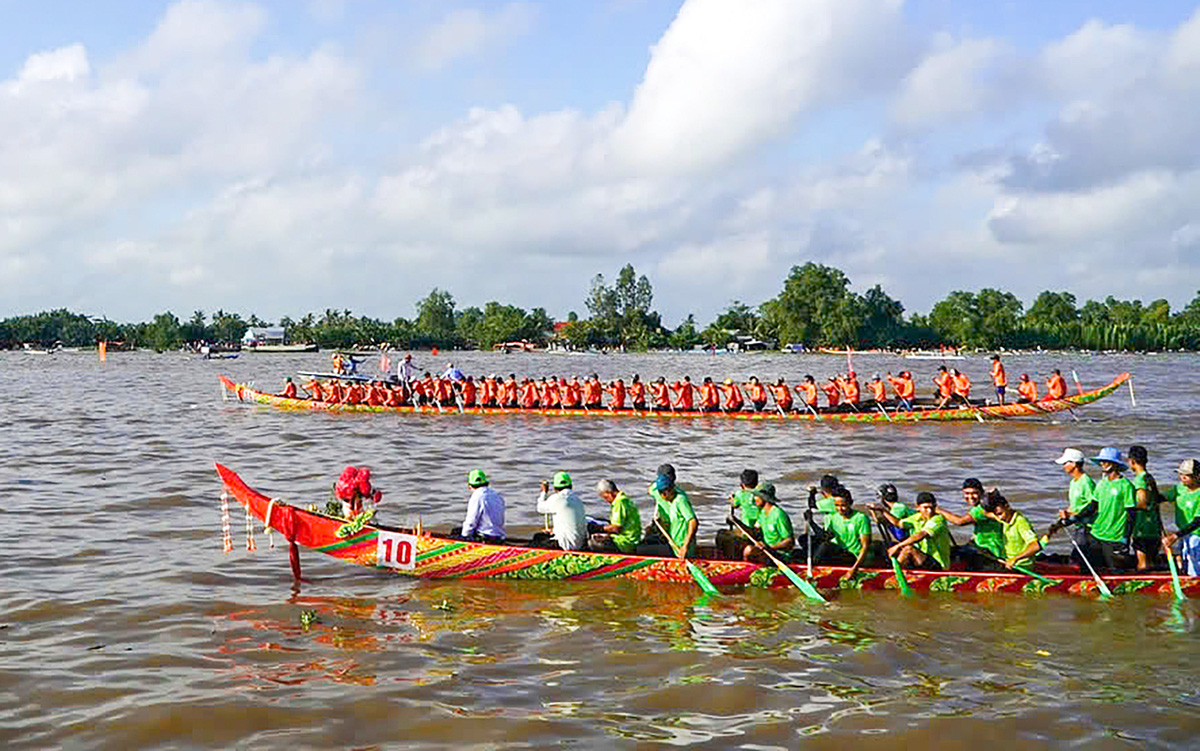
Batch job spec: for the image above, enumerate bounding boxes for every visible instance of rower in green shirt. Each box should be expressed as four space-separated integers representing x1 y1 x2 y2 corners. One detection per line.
716 468 760 559
814 485 873 579
1064 447 1136 571
867 483 909 543
880 492 952 570
648 466 697 558
589 479 641 554
741 482 795 563
1161 458 1200 576
938 478 1005 569
979 490 1041 569
1127 445 1163 571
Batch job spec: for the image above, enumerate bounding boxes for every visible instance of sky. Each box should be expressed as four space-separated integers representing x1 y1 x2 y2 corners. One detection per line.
3 0 1200 326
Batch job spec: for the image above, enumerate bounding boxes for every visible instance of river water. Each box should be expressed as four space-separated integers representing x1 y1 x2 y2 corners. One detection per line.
2 350 1198 749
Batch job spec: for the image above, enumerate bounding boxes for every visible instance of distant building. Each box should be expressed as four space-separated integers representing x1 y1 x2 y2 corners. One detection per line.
242 327 286 347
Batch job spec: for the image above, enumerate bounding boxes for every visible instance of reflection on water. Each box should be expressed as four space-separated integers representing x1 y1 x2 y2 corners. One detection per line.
2 351 1200 748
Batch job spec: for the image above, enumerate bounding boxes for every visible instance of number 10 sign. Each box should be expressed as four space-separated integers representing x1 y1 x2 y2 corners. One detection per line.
376 531 417 570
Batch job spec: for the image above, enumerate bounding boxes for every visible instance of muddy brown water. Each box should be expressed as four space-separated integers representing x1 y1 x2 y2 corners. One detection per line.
2 350 1198 749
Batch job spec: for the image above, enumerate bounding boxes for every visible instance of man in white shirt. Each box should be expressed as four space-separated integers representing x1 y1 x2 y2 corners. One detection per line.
536 471 589 551
398 353 418 385
459 469 506 544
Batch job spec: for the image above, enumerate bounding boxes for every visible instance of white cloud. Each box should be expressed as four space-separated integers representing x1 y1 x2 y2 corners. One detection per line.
891 36 1008 128
414 3 538 71
18 44 90 83
611 0 911 175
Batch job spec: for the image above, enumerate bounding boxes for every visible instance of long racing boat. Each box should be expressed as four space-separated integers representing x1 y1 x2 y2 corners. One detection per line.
218 372 1131 423
215 462 1193 598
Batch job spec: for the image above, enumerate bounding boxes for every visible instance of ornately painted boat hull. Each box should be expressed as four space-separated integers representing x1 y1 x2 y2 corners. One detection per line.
219 373 1131 423
215 462 1194 598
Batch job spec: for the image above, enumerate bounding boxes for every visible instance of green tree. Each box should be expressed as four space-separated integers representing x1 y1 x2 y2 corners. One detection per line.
415 288 458 346
1025 291 1078 328
759 262 860 346
146 312 183 352
669 314 703 349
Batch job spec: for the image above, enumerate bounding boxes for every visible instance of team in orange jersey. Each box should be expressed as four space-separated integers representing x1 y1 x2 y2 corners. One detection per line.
277 352 1081 415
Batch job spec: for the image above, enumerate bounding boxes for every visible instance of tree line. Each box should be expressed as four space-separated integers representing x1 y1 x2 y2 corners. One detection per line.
3 263 1200 352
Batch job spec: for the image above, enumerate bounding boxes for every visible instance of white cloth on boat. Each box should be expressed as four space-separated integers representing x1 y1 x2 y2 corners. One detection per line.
1182 533 1200 577
462 486 506 540
536 488 589 551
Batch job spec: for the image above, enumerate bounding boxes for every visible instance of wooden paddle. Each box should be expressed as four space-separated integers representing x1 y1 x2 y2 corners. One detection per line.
730 516 825 603
654 518 720 597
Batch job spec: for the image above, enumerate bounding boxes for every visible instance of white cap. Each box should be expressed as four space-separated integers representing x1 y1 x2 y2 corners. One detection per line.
1055 448 1085 465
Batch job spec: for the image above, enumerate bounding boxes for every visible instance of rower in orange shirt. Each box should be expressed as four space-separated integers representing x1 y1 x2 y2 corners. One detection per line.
583 375 603 409
722 379 744 412
366 381 387 406
822 377 841 410
480 375 496 407
434 377 453 407
951 368 972 406
420 372 437 405
933 366 954 409
699 377 721 412
544 377 562 408
302 377 324 401
386 382 406 407
460 376 478 408
866 374 886 404
326 379 345 404
519 378 538 409
607 378 627 411
795 375 820 413
990 355 1007 405
886 371 915 412
502 375 519 408
1045 369 1068 400
671 376 697 410
1016 373 1038 402
629 375 647 410
742 376 768 412
650 377 671 411
840 371 861 408
770 378 793 413
280 377 298 398
342 382 365 405
562 377 581 408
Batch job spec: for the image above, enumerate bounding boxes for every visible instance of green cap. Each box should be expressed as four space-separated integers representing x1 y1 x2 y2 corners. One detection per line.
467 469 488 487
752 482 777 502
552 471 572 489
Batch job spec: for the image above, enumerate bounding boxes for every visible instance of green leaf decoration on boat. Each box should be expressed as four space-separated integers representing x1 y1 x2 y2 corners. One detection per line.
496 553 620 580
749 567 781 588
836 571 876 590
928 575 972 592
1022 578 1058 594
336 509 376 538
1110 579 1155 595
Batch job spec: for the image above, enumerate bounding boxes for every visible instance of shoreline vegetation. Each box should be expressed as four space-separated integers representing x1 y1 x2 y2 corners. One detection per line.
4 263 1200 353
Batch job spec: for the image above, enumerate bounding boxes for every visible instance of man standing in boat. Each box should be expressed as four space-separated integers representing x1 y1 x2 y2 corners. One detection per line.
1060 447 1135 570
1047 448 1097 566
398 353 418 386
991 355 1008 405
536 472 588 551
1161 459 1200 576
458 469 506 544
649 465 698 558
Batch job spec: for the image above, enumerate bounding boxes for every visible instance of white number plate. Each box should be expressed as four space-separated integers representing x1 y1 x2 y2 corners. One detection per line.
376 531 418 570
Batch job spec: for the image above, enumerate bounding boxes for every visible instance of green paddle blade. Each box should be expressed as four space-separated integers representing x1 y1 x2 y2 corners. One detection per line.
891 556 914 597
1166 549 1187 602
685 561 721 598
1012 562 1055 585
779 563 827 603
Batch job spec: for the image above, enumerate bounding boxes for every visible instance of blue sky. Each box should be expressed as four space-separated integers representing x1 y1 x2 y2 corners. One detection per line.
2 0 1200 326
